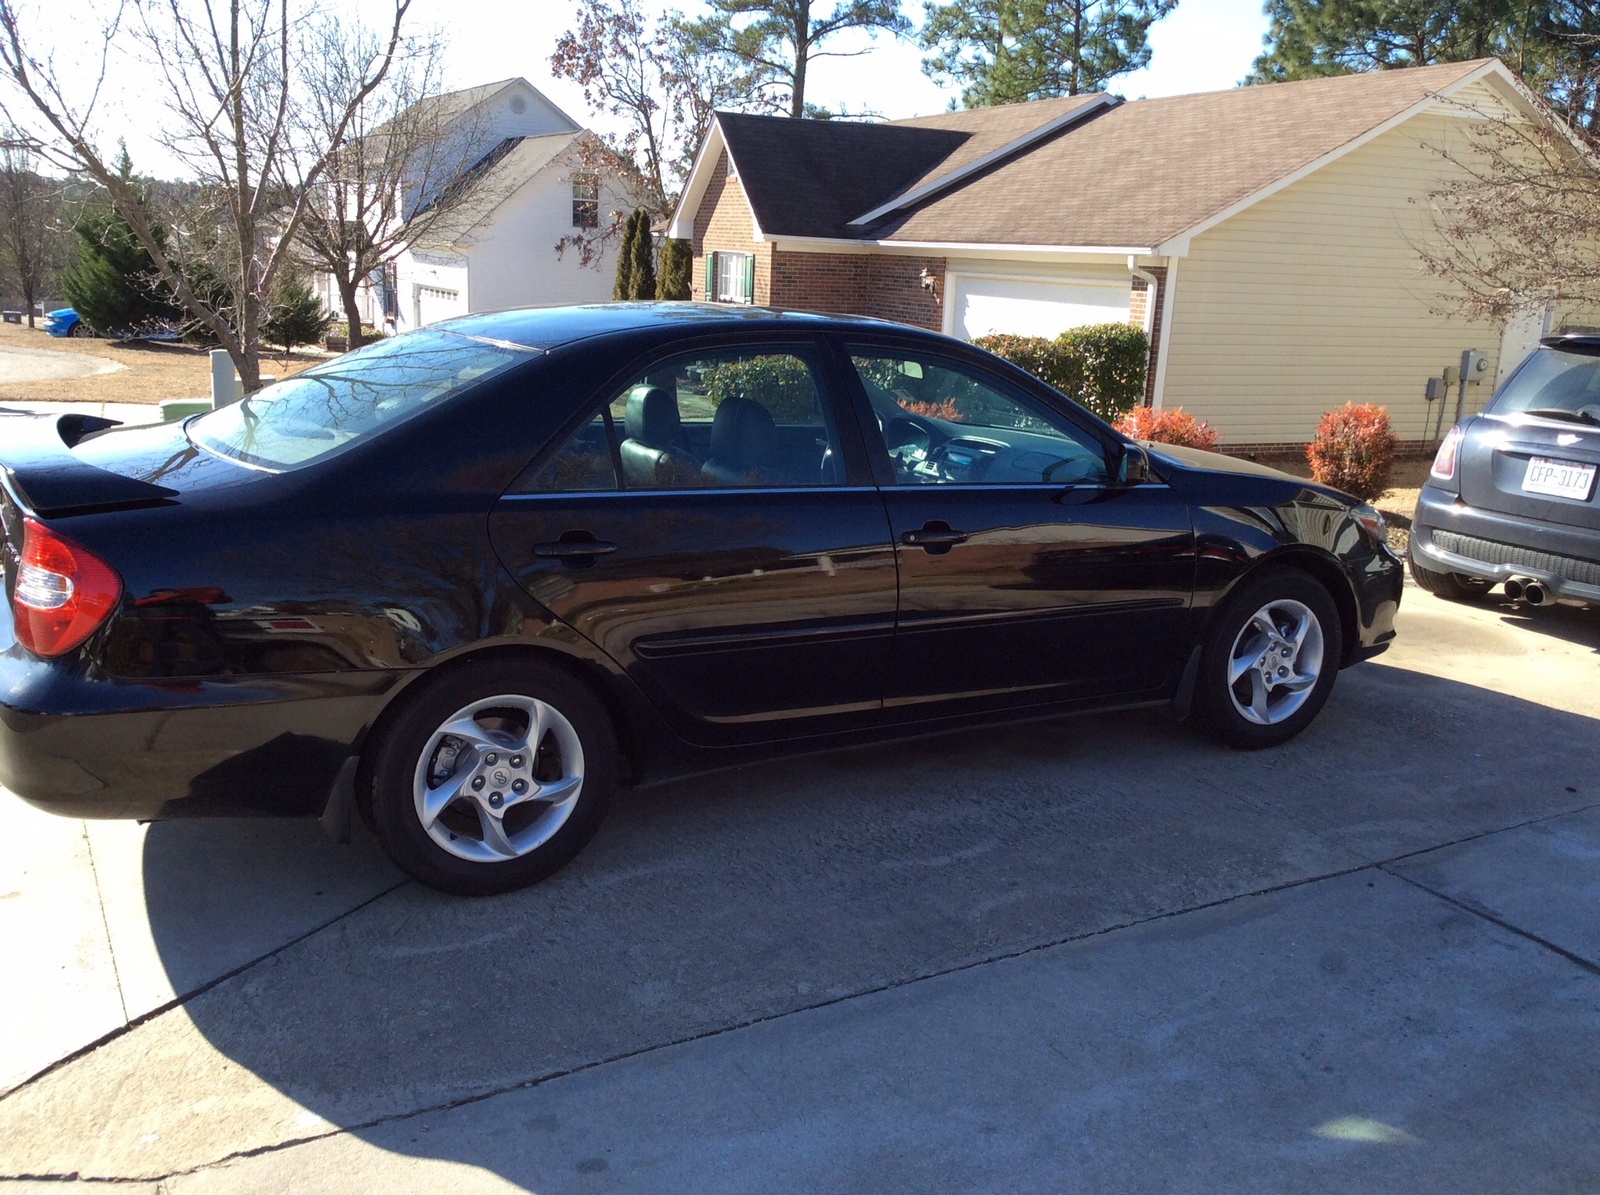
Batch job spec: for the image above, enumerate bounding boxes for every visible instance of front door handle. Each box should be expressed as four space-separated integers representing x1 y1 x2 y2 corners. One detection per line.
901 522 969 554
533 532 618 566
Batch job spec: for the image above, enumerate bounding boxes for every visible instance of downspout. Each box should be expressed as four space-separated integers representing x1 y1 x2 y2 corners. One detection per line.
1129 256 1160 407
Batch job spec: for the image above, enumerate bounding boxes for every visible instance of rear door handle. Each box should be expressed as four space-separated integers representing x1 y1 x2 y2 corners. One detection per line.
900 522 969 554
533 534 618 564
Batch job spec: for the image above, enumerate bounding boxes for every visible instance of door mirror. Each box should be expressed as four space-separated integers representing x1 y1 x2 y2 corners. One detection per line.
1117 444 1151 486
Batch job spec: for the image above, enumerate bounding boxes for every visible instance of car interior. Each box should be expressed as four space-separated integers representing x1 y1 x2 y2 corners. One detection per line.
849 353 1111 486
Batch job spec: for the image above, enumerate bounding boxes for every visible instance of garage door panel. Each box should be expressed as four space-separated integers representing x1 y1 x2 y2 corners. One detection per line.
953 276 1130 340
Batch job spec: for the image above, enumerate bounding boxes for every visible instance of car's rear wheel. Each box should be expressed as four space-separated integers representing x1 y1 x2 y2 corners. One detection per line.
1408 547 1493 602
367 659 616 896
1196 568 1343 749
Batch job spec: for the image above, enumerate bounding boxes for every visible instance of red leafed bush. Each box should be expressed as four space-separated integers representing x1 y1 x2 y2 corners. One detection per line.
1306 403 1398 501
901 398 961 420
1114 406 1219 450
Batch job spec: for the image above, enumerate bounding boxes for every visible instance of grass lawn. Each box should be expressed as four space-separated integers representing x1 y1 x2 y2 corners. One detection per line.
0 322 324 405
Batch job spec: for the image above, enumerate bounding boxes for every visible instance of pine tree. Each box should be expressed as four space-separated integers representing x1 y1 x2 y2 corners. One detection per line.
627 210 657 300
921 0 1177 105
61 154 181 335
658 238 692 300
263 276 332 358
614 209 639 301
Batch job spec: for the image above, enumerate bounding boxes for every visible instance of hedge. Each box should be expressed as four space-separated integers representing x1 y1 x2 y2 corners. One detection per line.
974 323 1148 421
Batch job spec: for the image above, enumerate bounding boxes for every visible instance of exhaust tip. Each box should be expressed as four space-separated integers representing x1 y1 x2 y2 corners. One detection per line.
1524 581 1548 606
1503 578 1524 600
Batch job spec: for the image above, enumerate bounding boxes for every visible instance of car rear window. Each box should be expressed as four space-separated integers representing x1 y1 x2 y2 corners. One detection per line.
188 331 532 471
1491 346 1600 423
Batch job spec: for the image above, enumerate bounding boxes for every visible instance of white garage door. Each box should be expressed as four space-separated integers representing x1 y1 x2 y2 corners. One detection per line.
952 276 1131 340
414 284 464 328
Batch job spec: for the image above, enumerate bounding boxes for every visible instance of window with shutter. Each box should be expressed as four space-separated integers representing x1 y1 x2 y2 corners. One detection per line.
710 251 754 304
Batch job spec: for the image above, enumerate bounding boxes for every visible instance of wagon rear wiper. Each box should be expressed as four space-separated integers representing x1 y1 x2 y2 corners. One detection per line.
1516 407 1600 425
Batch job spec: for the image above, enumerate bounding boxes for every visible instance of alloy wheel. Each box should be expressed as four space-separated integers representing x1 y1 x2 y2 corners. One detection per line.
411 693 585 863
1226 599 1325 726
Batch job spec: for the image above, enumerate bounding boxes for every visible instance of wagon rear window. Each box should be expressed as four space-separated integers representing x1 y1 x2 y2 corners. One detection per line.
189 331 530 471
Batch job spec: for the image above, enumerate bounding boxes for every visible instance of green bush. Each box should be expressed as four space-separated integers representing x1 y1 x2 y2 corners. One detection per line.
975 322 1148 421
699 355 818 423
658 238 692 300
263 277 332 356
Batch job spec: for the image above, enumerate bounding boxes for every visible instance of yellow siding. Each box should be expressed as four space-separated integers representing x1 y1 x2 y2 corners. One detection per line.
1161 112 1510 445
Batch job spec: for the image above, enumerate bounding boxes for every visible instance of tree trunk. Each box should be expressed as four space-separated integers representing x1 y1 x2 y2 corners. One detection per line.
23 279 33 329
791 0 809 118
337 274 366 349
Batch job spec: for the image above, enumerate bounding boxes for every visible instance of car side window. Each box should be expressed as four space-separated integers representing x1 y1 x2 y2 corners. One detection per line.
605 348 845 489
848 348 1110 487
525 413 619 493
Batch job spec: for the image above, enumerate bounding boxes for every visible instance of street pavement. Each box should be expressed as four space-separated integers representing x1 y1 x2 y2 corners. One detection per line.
1 584 1597 1192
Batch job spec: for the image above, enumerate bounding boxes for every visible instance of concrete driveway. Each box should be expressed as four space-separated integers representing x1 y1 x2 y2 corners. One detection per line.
0 342 124 383
1 584 1598 1193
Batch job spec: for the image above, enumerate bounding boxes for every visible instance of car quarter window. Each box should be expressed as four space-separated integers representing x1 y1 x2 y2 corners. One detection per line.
525 412 618 493
847 347 1110 487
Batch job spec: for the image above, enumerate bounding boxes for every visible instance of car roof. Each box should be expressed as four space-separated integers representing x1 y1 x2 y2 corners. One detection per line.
1540 332 1600 353
432 302 925 350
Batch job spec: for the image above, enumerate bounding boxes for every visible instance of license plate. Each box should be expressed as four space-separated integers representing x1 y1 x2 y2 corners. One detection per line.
1523 457 1597 501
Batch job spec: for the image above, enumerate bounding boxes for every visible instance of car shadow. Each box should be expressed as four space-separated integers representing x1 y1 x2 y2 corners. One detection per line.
1487 598 1600 653
127 664 1600 1187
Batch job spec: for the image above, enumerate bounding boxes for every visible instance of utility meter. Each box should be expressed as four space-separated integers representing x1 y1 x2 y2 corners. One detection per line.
1460 349 1490 385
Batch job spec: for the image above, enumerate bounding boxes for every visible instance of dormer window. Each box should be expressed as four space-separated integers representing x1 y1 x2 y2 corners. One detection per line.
572 174 599 229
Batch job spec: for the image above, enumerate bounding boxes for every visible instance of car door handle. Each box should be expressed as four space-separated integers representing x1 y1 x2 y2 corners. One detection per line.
533 534 618 563
900 523 969 553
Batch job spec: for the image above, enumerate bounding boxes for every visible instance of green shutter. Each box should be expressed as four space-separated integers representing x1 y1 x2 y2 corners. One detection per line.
743 254 755 304
705 253 715 302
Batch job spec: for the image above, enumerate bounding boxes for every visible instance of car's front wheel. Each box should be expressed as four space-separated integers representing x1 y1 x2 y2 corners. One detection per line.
1196 568 1343 749
367 658 616 896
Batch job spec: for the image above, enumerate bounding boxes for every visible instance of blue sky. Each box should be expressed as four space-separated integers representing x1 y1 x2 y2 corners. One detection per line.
12 0 1272 176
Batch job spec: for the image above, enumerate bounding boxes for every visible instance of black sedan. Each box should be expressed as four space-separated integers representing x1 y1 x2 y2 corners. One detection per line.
0 305 1401 895
1411 333 1600 607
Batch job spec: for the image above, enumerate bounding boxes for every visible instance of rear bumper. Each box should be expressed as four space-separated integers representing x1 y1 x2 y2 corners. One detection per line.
1411 483 1600 604
0 646 415 820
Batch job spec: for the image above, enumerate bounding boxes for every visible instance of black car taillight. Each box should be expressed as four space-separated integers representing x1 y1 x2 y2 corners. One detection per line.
12 518 123 657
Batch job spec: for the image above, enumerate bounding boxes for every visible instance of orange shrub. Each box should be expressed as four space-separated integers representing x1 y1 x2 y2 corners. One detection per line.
1114 406 1219 450
1306 403 1398 501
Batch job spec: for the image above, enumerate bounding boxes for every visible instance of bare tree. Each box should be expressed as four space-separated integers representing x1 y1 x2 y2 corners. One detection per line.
290 20 504 349
0 0 412 390
0 134 62 326
1414 75 1600 325
552 0 778 230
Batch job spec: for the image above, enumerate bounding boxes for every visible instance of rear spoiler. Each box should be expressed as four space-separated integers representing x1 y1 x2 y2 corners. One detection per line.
0 411 180 517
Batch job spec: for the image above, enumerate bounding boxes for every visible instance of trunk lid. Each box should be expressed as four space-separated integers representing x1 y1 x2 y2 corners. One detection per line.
0 412 181 517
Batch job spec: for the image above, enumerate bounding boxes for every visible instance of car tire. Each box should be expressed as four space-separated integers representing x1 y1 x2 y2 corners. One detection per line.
1196 568 1343 750
1407 547 1493 602
366 658 616 896
67 321 86 337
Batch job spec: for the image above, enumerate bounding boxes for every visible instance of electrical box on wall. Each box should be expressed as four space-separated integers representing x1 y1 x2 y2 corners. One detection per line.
1425 377 1446 401
1461 349 1490 385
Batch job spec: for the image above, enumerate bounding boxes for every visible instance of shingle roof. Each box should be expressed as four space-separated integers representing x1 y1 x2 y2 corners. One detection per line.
716 113 970 239
710 59 1496 249
412 130 584 245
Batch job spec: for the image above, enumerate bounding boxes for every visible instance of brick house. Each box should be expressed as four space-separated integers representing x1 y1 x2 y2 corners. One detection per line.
668 59 1594 446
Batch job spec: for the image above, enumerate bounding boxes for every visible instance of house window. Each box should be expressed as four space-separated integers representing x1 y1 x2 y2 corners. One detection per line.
572 174 599 229
710 251 754 304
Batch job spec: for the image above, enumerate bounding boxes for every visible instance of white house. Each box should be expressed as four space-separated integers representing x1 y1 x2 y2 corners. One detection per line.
318 78 628 335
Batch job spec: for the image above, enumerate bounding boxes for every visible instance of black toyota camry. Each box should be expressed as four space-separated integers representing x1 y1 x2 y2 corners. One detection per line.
0 305 1401 895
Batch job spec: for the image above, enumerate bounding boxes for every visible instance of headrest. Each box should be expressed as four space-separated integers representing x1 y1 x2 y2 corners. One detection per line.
708 396 777 468
624 385 681 447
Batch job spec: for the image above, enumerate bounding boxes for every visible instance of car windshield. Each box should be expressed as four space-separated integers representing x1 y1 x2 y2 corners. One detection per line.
1490 346 1600 423
189 331 531 470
